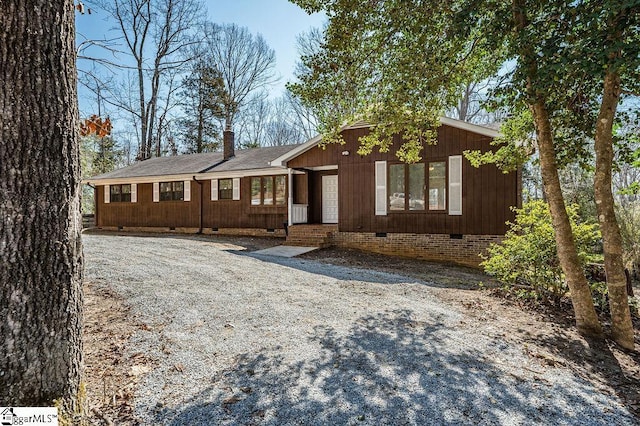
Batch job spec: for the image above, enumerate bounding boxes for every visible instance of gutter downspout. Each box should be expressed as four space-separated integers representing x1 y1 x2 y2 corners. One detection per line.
287 168 293 227
193 175 204 234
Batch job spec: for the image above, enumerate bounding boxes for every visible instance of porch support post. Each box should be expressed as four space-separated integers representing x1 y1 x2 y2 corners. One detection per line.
287 168 293 226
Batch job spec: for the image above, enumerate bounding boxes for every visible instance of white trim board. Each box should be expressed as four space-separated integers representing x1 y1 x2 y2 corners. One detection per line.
439 117 500 138
84 167 291 186
307 165 338 171
198 167 289 179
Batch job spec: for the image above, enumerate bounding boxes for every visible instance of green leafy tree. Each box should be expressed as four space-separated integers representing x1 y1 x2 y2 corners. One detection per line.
587 1 639 349
482 0 639 348
290 0 638 349
289 1 498 162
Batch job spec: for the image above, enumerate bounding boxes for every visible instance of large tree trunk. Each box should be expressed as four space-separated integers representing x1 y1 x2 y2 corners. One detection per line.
0 0 84 417
594 71 635 350
138 57 149 160
512 0 602 337
531 102 603 337
147 67 160 158
197 104 205 153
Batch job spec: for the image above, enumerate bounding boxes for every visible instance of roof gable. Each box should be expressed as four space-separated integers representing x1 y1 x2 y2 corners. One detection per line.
270 117 500 167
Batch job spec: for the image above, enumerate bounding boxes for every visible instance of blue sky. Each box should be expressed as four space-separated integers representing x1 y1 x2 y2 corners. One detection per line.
205 1 325 85
76 0 325 115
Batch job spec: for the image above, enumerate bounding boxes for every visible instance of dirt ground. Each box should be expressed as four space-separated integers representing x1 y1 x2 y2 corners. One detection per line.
83 235 640 424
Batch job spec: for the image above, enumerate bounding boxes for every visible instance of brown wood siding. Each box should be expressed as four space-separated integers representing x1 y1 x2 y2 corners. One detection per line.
290 124 519 235
202 178 287 230
96 177 288 230
96 181 200 228
293 174 308 204
94 124 519 236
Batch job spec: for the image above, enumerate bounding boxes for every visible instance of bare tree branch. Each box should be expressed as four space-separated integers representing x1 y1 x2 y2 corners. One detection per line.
93 0 204 160
202 22 277 132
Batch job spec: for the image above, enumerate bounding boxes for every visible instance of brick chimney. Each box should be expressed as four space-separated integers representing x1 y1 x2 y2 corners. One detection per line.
223 130 235 160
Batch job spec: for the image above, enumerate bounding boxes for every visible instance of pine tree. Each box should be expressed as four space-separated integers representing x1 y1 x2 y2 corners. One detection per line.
177 60 226 153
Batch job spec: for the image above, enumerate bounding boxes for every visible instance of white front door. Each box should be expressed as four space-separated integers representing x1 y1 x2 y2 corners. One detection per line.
322 175 339 224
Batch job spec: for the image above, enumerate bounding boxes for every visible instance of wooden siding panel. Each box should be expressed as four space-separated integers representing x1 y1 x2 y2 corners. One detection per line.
97 181 200 228
495 171 507 235
293 173 308 204
466 156 480 234
340 163 374 230
98 177 287 231
94 123 518 236
203 178 287 230
289 124 519 235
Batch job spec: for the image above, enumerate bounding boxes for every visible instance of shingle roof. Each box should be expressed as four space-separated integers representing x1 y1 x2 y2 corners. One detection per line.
88 145 298 181
90 152 224 179
212 145 298 172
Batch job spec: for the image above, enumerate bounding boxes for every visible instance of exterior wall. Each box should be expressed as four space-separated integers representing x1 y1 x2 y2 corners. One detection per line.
293 173 308 204
332 231 503 267
93 123 519 267
96 180 200 228
96 176 288 231
201 178 287 230
288 124 520 236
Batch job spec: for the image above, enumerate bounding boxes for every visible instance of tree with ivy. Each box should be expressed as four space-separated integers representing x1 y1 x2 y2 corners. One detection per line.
290 0 638 349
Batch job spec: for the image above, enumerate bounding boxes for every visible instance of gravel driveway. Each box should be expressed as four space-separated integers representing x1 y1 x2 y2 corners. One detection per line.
83 233 636 425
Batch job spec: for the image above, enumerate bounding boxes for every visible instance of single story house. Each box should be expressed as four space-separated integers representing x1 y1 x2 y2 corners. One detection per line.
85 118 521 266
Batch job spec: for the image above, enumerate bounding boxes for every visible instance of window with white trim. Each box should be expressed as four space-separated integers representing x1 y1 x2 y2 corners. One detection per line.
383 159 450 213
250 176 286 206
388 163 425 211
374 155 463 216
159 181 184 201
109 184 131 203
218 178 233 200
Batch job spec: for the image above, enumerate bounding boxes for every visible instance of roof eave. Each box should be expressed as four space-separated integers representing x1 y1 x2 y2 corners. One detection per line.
270 134 324 167
82 165 291 185
83 172 201 186
439 117 501 138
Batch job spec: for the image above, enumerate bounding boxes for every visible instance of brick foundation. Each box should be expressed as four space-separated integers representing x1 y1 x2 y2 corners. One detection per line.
93 226 500 267
332 232 503 268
